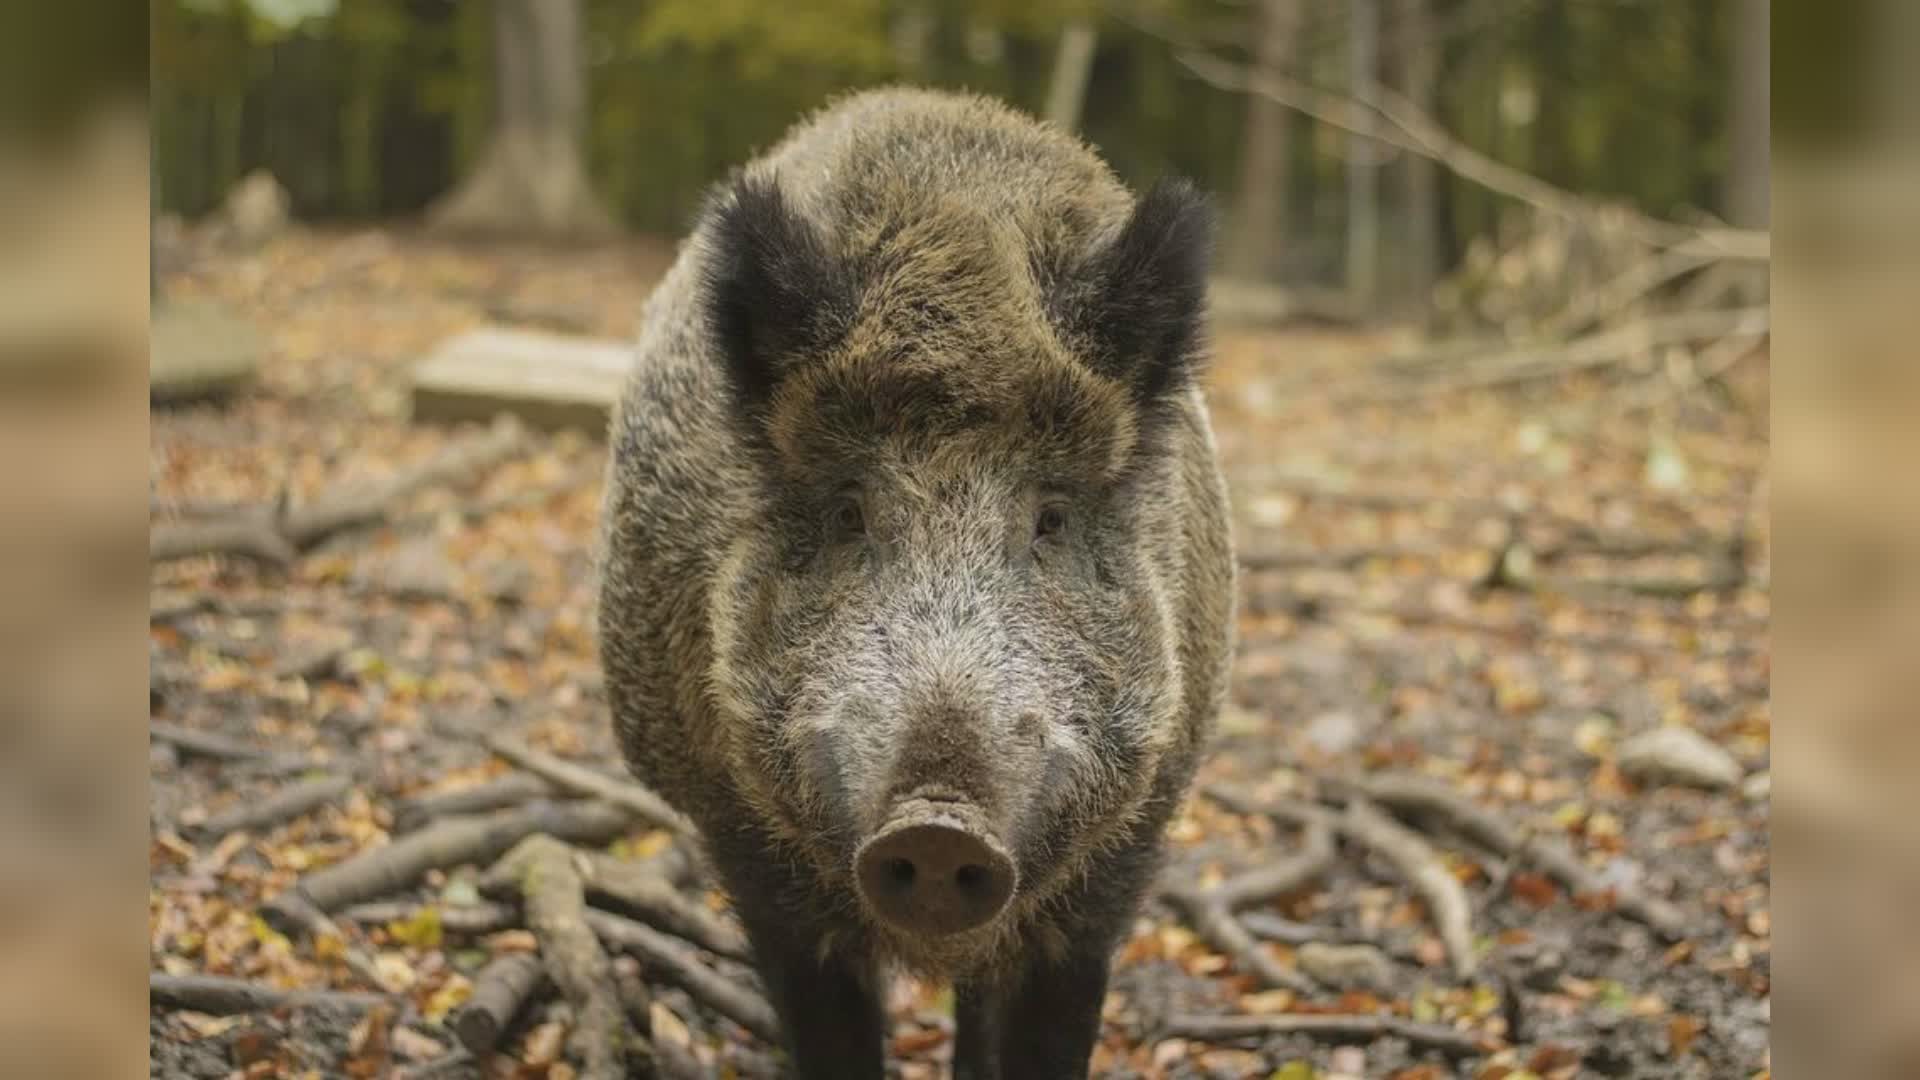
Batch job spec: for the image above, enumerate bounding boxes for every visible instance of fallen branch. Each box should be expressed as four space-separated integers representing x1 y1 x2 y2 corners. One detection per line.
486 835 634 1080
1160 42 1763 262
1535 566 1749 600
271 643 349 682
578 851 748 961
395 1050 477 1080
266 799 632 927
617 965 724 1080
1239 544 1449 573
450 952 546 1056
1204 786 1476 978
150 973 389 1015
1238 911 1349 947
1249 587 1759 662
339 900 521 936
586 910 782 1044
1164 1011 1491 1058
267 891 393 990
150 721 281 764
484 732 693 839
149 517 296 565
1351 774 1688 939
150 414 529 565
1341 798 1477 979
1340 308 1770 402
193 775 353 840
1537 248 1718 340
1163 823 1337 994
390 773 555 833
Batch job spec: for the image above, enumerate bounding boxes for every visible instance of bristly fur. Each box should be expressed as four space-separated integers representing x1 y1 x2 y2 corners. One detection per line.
598 86 1236 1078
700 176 860 413
1053 176 1213 408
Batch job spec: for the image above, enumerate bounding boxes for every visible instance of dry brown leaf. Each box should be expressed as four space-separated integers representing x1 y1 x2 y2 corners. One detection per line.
520 1020 565 1067
890 1027 949 1055
1509 871 1561 908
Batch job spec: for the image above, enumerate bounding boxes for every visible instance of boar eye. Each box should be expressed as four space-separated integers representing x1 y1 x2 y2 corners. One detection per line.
827 496 866 539
1034 503 1069 541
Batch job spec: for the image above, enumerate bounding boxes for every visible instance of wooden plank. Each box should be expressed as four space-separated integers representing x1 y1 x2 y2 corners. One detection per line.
411 326 630 434
150 301 263 404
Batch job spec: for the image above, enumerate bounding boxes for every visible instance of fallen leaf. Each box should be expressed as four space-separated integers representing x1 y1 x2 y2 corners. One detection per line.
373 951 416 992
890 1027 948 1055
1239 989 1296 1014
651 1002 692 1048
520 1020 565 1067
1508 871 1560 908
391 1025 446 1062
1150 1039 1188 1070
1526 1043 1582 1072
487 929 538 952
385 905 443 949
422 973 472 1023
1668 1015 1703 1056
343 1003 392 1078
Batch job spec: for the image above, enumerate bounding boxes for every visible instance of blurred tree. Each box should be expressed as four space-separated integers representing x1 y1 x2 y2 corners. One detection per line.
1225 0 1300 281
429 0 616 236
1391 0 1438 306
1043 21 1100 133
1727 0 1768 227
148 0 1763 300
1345 0 1379 309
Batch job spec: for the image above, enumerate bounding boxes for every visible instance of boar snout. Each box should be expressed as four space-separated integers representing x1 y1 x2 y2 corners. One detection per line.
854 797 1016 936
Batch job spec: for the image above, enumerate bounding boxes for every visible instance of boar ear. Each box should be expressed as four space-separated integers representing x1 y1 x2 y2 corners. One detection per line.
701 175 857 409
1069 177 1213 405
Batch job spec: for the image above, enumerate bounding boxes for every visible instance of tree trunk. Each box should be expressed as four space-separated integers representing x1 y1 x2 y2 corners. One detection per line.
1227 0 1301 280
429 0 615 237
1043 22 1099 134
1392 0 1439 307
1346 0 1381 312
1727 0 1769 227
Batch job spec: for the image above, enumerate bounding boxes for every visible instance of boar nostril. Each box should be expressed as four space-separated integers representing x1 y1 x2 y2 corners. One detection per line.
954 863 987 894
885 857 917 888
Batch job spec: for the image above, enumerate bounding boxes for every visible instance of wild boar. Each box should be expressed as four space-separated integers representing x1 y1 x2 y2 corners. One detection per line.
599 86 1234 1079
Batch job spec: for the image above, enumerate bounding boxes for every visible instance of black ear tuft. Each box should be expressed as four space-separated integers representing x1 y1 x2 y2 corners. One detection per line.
1071 177 1213 404
701 175 856 408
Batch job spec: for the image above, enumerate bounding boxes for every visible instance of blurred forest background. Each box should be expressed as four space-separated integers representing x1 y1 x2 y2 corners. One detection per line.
152 0 1769 324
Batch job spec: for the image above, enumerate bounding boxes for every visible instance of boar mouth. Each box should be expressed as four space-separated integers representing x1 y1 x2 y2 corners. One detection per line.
853 796 1018 937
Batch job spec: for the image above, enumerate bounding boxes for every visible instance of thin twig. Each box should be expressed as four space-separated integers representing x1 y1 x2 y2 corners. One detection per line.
484 733 693 839
586 910 782 1044
1204 786 1477 978
1164 1011 1491 1058
1338 308 1770 402
150 973 391 1015
1351 774 1689 939
266 800 633 926
150 414 529 565
193 775 353 840
1160 43 1764 261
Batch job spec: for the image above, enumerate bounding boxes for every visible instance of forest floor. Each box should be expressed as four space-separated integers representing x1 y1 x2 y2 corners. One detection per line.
149 226 1770 1080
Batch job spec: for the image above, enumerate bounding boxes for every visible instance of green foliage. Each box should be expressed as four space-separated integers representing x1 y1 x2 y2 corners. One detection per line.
152 0 1752 275
181 0 340 41
631 0 898 78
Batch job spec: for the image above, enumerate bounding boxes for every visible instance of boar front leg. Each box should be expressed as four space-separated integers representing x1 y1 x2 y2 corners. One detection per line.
736 912 884 1079
954 942 1114 1080
721 849 890 1076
